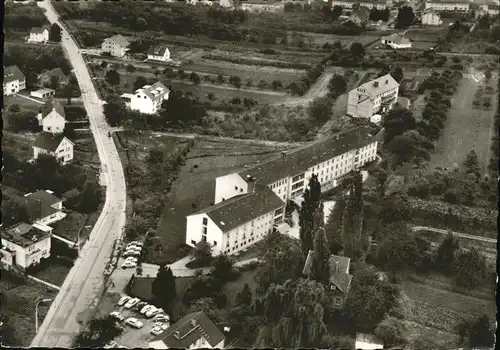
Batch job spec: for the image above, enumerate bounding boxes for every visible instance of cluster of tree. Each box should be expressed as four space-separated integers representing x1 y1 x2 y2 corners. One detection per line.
322 40 343 51
320 5 343 21
395 6 416 29
3 45 72 90
151 265 176 311
207 7 247 24
446 20 471 41
124 141 192 241
74 315 123 348
4 2 47 30
308 97 333 124
5 104 40 133
49 23 62 42
3 152 102 216
284 2 313 13
327 74 347 97
456 315 495 348
369 8 390 22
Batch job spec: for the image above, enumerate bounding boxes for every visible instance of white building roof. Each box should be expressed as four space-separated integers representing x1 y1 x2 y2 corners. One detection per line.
135 82 170 103
354 73 399 99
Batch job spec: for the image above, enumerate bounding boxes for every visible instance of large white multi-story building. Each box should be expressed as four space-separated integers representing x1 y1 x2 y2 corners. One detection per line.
130 82 170 115
424 0 470 12
1 222 52 270
347 73 399 119
3 65 26 96
330 0 393 10
421 8 443 25
186 127 379 256
101 35 130 58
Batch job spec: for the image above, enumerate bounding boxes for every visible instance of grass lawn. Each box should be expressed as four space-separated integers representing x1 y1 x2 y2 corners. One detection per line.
51 211 88 241
28 257 73 287
222 269 259 309
154 139 290 263
0 272 58 347
3 131 35 162
429 76 498 174
3 94 43 111
299 32 380 47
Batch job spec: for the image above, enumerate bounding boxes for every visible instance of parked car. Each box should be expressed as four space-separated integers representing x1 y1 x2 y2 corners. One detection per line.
146 307 163 318
140 305 155 314
124 298 140 309
121 260 137 269
130 241 143 247
150 326 163 336
133 301 147 311
125 317 144 329
117 296 131 306
153 314 170 322
123 251 141 258
126 257 138 263
110 311 125 322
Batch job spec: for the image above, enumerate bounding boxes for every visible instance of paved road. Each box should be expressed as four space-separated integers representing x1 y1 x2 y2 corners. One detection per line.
411 226 496 243
31 1 127 347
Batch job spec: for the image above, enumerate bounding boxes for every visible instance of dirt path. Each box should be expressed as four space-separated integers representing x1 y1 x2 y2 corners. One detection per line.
428 75 497 174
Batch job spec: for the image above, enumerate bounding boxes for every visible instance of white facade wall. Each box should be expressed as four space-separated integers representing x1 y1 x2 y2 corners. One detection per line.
381 38 412 49
425 2 470 12
214 173 249 204
101 40 128 58
147 49 171 62
130 91 169 115
186 214 224 255
33 138 74 165
1 230 51 269
31 89 55 99
3 79 26 96
34 211 66 226
29 30 49 43
422 12 442 25
331 0 390 9
347 86 399 119
240 3 284 12
149 336 224 349
42 110 66 134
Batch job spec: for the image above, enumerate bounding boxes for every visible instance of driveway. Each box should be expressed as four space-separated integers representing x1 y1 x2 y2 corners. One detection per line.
31 1 127 347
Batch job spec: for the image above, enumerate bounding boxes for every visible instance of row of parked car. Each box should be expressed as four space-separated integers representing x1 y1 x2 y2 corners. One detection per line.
121 241 144 269
113 295 171 336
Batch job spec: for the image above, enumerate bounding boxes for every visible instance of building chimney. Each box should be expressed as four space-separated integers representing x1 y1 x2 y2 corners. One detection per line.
373 81 379 88
334 260 339 273
191 319 197 327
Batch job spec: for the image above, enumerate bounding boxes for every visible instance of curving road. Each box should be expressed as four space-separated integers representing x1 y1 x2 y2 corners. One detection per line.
31 1 127 347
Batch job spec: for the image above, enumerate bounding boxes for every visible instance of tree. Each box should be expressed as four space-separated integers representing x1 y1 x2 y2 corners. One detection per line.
2 198 30 227
105 69 120 86
271 80 282 91
78 180 102 213
74 315 123 347
374 317 409 348
343 270 400 332
328 74 347 97
133 76 148 91
382 108 416 145
463 150 480 178
211 254 233 284
350 42 365 58
236 283 252 306
151 265 176 309
126 64 136 73
468 315 495 348
217 74 225 84
435 231 460 274
229 75 242 88
341 172 365 257
396 6 416 29
391 67 404 83
309 227 330 284
453 248 487 289
189 72 201 85
187 297 222 324
192 241 213 263
62 82 77 104
299 174 324 255
324 196 345 255
49 75 61 90
49 23 62 42
103 98 127 126
8 104 20 116
484 69 492 81
308 96 332 124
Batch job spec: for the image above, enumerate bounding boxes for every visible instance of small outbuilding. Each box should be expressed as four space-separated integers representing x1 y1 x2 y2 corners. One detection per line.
31 88 55 100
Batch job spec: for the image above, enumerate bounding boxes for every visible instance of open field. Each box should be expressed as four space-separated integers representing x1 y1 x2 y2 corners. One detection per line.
429 75 498 174
3 131 36 161
300 32 381 47
155 139 293 262
0 272 58 346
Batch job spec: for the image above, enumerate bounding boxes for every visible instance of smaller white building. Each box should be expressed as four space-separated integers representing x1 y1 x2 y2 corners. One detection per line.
130 82 170 115
33 132 74 165
28 27 49 43
101 35 130 58
355 333 384 350
31 88 55 100
381 33 412 49
147 45 171 62
331 0 393 10
149 311 225 349
3 65 26 96
0 222 52 270
36 103 67 134
24 190 67 226
421 8 442 26
477 3 500 16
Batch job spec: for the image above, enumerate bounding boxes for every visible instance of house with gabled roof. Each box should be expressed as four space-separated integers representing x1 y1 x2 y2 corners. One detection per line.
347 73 399 119
348 6 371 26
130 81 170 115
101 35 130 58
38 67 69 87
28 27 49 43
421 7 443 26
24 190 66 226
381 33 412 49
36 102 67 134
187 127 379 256
149 311 225 349
32 132 74 165
3 65 26 96
147 45 171 62
303 250 353 309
